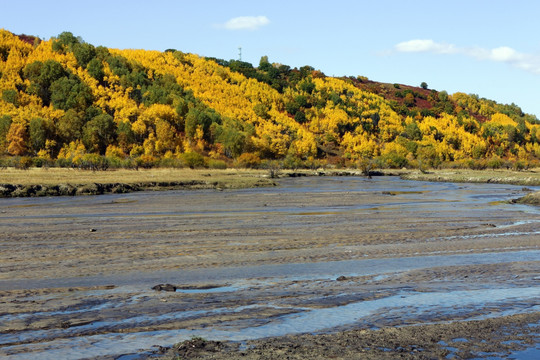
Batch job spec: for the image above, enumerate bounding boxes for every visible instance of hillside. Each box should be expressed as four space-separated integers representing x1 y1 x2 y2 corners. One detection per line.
1 30 539 170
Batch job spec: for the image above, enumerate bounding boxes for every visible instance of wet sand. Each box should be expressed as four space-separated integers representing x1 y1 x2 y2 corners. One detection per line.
0 176 539 359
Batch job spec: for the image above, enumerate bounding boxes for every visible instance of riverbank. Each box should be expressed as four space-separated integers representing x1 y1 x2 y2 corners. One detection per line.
0 168 277 197
398 168 540 205
1 167 539 198
399 168 540 186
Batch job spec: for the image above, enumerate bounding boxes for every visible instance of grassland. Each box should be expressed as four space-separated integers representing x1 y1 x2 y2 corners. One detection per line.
0 167 274 186
399 168 540 186
0 167 278 197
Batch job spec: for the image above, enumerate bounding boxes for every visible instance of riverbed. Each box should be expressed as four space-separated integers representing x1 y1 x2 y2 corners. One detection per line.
0 176 539 359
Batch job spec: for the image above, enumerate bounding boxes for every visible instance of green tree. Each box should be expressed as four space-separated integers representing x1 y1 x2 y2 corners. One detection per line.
438 90 449 102
107 55 130 77
294 111 307 124
87 58 105 82
23 60 67 106
258 55 272 71
420 82 428 90
72 42 96 68
50 77 94 111
403 122 422 140
185 108 220 140
117 121 135 152
83 114 116 154
29 118 47 153
2 89 18 107
52 31 79 53
298 78 316 94
212 120 247 158
57 109 85 143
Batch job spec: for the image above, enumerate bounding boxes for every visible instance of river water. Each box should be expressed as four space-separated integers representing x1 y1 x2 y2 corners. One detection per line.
0 176 539 359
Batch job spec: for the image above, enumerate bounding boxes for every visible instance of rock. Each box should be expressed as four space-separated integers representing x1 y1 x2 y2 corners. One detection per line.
12 185 36 197
287 172 307 177
0 184 16 196
57 184 76 196
76 183 103 195
90 228 97 232
111 183 133 194
152 283 177 292
336 276 348 281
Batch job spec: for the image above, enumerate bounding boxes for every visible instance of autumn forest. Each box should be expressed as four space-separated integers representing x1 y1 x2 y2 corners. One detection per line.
1 30 539 171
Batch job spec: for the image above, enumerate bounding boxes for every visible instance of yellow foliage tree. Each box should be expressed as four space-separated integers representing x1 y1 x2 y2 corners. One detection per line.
6 122 28 155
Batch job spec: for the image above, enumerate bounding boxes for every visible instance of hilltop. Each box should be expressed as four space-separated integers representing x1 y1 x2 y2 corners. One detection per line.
0 30 539 171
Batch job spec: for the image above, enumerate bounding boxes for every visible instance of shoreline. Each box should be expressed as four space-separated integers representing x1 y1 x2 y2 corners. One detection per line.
0 168 278 197
1 167 539 205
0 178 276 197
399 168 540 186
1 167 539 198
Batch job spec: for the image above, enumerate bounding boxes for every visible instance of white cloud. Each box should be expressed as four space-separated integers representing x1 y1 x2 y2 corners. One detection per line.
394 39 540 75
395 39 457 54
221 16 270 30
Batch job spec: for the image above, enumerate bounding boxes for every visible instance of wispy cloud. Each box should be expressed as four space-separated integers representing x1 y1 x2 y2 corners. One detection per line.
219 16 270 31
394 39 540 75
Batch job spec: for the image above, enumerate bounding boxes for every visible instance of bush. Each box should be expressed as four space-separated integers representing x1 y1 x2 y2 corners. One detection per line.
235 153 261 168
159 157 184 168
137 154 157 168
263 160 282 178
466 159 487 170
181 152 206 169
283 154 303 170
32 157 48 168
513 160 527 171
207 159 227 169
377 153 408 169
486 156 504 169
15 156 33 170
75 153 110 170
56 157 73 168
105 156 126 169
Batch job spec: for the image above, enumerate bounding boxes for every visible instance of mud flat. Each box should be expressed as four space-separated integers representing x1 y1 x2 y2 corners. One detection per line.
0 176 539 359
162 312 540 359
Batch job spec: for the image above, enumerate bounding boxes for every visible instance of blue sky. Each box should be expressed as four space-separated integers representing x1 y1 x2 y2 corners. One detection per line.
2 0 539 118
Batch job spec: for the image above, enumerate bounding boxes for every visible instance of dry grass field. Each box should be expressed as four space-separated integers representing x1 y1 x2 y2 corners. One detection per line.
0 167 274 189
399 168 540 186
1 167 539 186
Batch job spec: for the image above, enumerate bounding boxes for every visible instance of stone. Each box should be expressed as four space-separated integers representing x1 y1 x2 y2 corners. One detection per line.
152 283 177 292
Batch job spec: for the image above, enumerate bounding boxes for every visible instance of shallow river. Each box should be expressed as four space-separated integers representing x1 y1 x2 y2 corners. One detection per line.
0 176 539 359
